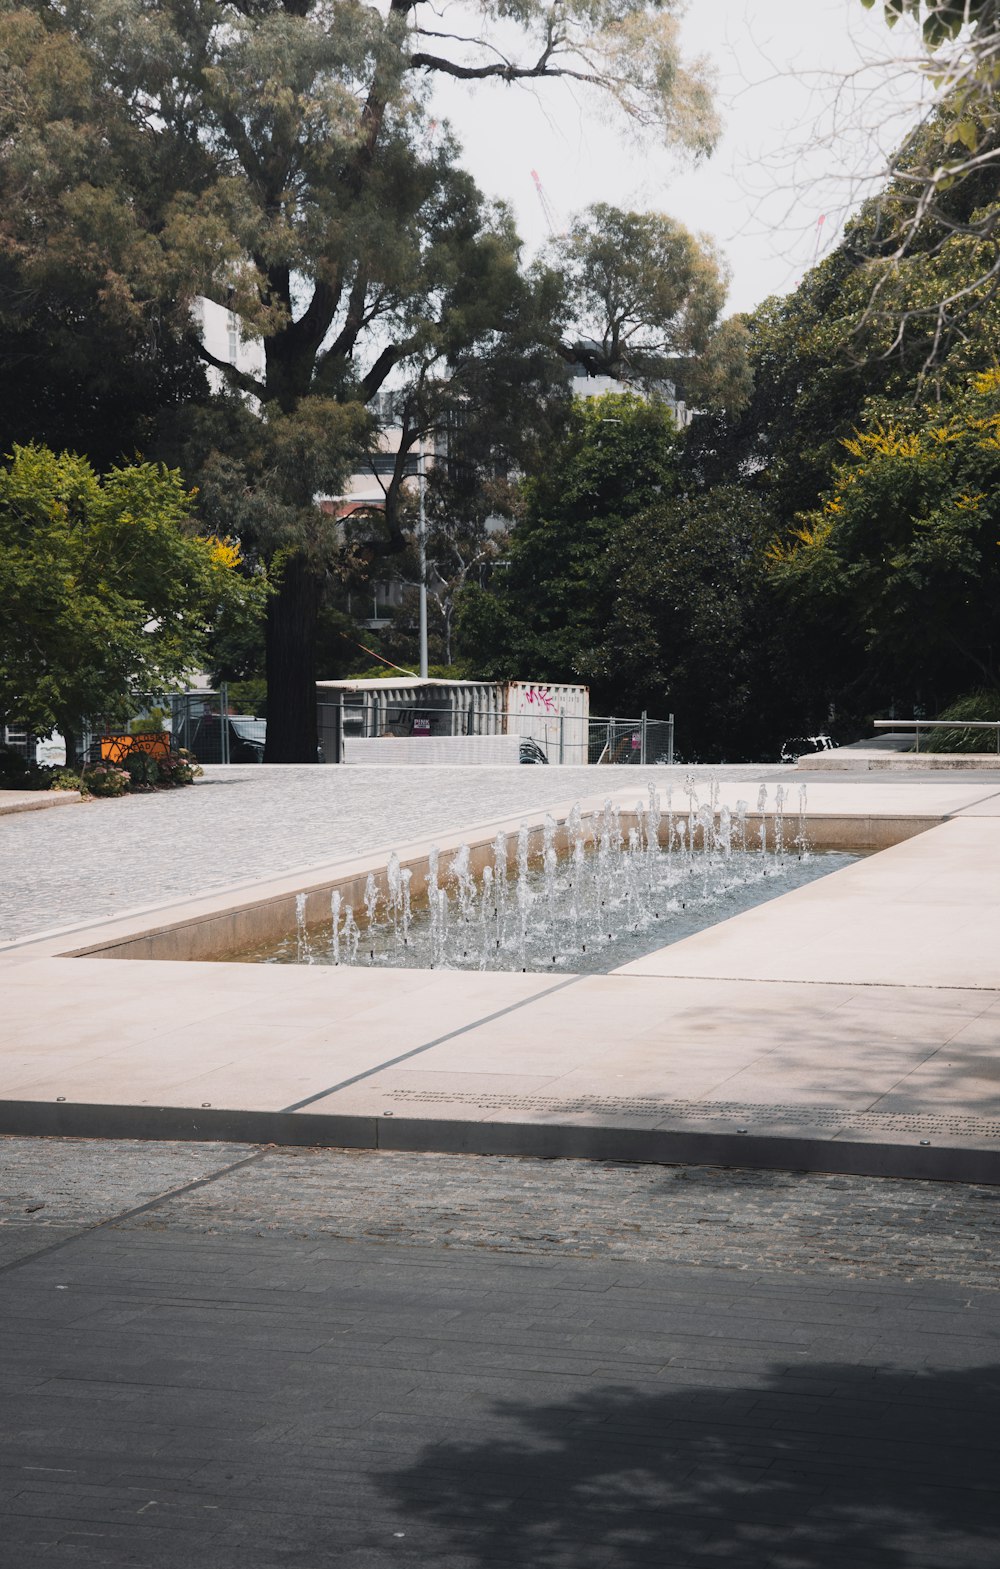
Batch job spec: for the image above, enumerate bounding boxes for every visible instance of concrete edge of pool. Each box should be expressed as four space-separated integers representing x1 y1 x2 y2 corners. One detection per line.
3 775 1000 1185
0 809 940 965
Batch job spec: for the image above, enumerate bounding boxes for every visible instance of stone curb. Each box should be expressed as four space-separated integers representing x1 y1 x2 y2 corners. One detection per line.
2 1100 996 1186
0 790 82 816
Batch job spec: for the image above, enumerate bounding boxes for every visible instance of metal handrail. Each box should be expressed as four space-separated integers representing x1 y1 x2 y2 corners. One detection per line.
873 718 1000 754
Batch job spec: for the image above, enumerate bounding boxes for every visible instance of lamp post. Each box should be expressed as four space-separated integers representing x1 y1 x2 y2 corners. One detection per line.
417 436 428 679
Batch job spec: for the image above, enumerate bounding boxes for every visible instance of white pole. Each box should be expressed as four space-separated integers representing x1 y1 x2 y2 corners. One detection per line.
417 437 428 679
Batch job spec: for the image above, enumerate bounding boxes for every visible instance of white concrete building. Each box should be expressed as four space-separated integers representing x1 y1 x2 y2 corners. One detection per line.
191 297 264 394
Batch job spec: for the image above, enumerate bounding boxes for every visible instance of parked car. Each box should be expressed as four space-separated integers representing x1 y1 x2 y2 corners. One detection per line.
780 733 834 763
190 715 266 764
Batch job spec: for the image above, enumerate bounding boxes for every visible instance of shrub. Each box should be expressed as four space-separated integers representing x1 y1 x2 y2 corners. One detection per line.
49 768 83 791
81 763 130 797
922 691 1000 754
124 750 161 789
156 752 196 787
0 748 51 790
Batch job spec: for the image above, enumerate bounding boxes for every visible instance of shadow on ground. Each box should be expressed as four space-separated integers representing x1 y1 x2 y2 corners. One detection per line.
379 1363 1000 1569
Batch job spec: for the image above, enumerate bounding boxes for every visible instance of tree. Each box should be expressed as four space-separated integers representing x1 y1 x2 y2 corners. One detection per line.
456 391 681 699
862 1 998 42
0 261 207 472
368 466 515 671
1 1 720 760
592 488 783 761
168 389 371 757
851 0 1000 365
0 445 265 762
682 106 1000 525
548 204 750 410
767 368 1000 715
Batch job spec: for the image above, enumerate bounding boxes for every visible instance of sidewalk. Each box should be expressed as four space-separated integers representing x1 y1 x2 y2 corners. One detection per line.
3 769 999 1183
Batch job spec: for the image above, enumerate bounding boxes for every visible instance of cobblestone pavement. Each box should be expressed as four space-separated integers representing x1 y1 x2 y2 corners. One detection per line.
0 763 795 944
4 1140 999 1566
2 1138 998 1290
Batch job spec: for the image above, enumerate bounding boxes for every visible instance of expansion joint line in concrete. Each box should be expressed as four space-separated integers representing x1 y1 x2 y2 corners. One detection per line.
0 1146 270 1279
280 974 586 1114
945 788 1000 815
620 972 1000 994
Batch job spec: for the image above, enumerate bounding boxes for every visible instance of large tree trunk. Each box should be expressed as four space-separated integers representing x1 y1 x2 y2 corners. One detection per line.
57 717 81 770
264 552 321 763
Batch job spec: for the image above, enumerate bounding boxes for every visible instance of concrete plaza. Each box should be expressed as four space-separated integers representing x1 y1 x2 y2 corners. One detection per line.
2 764 1000 1182
2 762 999 1565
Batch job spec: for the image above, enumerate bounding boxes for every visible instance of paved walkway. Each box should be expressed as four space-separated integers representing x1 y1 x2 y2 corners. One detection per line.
3 772 1000 1181
4 768 1000 1565
3 1138 999 1287
0 763 789 944
1 1140 997 1568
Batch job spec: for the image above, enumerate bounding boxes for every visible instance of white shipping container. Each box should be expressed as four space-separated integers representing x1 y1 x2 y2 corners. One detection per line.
315 676 589 763
503 682 590 765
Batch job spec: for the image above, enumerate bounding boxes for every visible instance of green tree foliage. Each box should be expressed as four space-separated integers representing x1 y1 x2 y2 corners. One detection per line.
683 257 883 521
862 1 998 46
854 1 1000 361
768 369 1000 714
547 205 750 410
0 0 720 759
593 487 781 761
461 98 1000 754
0 268 207 472
456 392 680 698
672 104 1000 748
0 445 265 760
685 99 1000 524
0 8 208 463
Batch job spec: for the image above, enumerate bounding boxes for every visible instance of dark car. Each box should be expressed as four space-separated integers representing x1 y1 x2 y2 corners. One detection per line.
190 715 266 764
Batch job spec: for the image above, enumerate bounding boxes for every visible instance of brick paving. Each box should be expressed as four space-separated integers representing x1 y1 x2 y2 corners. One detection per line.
2 1139 999 1289
1 1140 998 1567
0 762 790 943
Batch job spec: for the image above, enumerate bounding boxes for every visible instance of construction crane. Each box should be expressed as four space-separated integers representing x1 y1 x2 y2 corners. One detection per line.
530 169 564 238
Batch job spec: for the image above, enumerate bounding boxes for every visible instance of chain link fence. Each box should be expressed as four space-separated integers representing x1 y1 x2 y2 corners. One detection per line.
169 690 266 765
587 716 675 766
318 701 673 766
5 694 673 768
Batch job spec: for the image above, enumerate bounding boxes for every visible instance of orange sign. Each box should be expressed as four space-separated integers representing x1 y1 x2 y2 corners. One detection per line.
100 732 171 763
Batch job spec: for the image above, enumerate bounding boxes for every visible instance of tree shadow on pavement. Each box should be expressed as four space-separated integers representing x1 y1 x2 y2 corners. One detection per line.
378 1362 1000 1569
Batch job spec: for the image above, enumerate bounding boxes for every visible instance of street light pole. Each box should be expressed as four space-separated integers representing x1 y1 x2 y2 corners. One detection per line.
417 436 428 679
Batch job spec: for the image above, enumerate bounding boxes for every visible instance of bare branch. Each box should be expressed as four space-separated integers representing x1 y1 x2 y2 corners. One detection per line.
195 342 265 400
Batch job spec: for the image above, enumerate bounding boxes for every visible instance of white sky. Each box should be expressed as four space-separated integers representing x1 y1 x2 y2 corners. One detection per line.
429 0 929 315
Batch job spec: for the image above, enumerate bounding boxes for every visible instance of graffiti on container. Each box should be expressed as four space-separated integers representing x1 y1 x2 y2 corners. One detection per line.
522 685 559 713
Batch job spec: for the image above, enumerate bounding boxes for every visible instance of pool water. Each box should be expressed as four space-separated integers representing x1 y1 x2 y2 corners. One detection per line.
231 840 860 977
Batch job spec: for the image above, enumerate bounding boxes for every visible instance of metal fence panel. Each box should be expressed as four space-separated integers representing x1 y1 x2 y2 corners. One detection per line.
588 717 640 765
170 689 266 765
316 702 673 766
645 716 675 765
5 695 674 768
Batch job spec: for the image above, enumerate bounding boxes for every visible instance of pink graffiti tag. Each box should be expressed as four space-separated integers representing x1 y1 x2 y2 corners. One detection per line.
523 685 559 713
